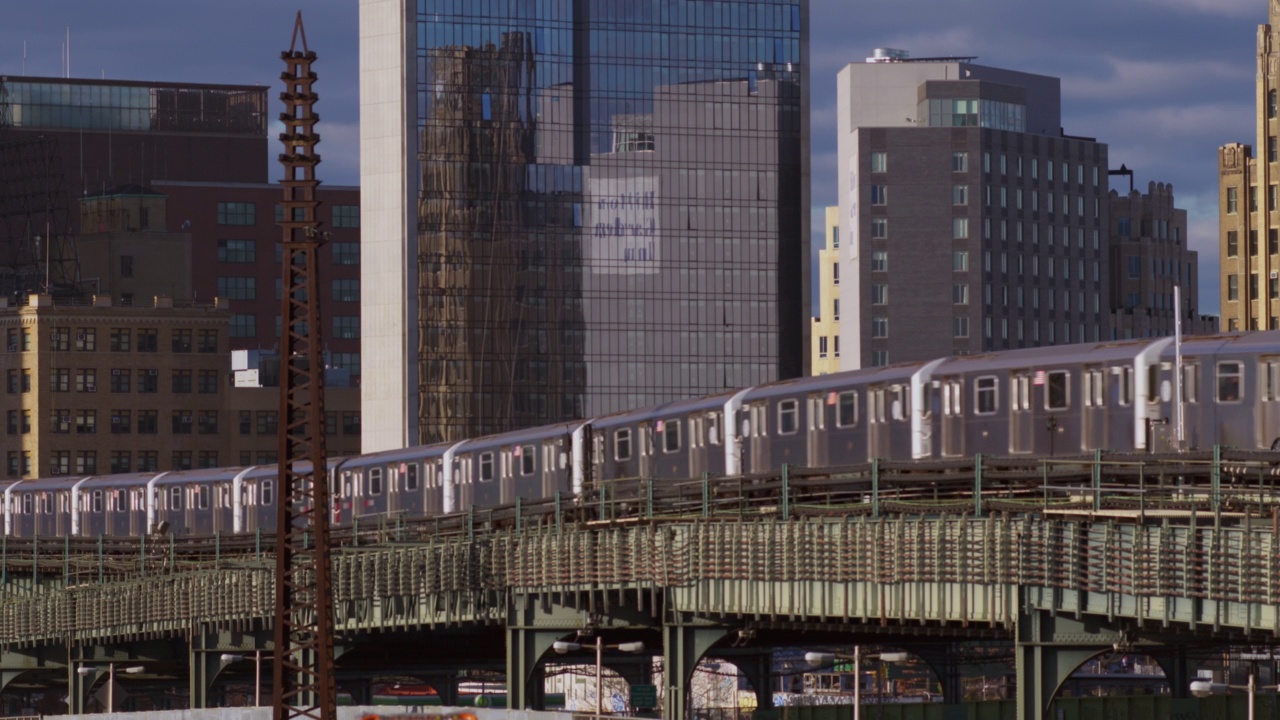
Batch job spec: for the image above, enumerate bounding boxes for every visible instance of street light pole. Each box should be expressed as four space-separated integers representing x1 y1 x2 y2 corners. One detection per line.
256 650 262 707
596 640 604 715
108 663 114 714
853 646 860 720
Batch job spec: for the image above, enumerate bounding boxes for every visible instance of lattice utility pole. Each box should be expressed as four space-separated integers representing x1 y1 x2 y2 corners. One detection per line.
273 12 336 720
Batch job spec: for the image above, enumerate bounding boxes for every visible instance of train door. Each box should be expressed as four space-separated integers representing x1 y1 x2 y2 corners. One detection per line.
366 467 385 517
499 448 515 504
1009 372 1033 453
131 487 146 536
337 470 355 524
867 387 889 461
387 465 402 517
1081 366 1106 451
1260 357 1280 448
807 394 828 467
191 484 212 535
747 402 770 472
1108 366 1135 450
212 483 233 534
1177 361 1201 450
541 441 561 497
55 491 70 536
939 377 964 457
1145 363 1174 451
689 415 707 478
426 459 443 514
639 425 655 478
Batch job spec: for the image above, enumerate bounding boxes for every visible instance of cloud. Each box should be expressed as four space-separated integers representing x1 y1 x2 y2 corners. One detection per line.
1061 57 1250 103
1129 0 1262 18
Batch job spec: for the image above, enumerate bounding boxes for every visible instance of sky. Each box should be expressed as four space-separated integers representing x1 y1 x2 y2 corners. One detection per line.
0 0 1266 314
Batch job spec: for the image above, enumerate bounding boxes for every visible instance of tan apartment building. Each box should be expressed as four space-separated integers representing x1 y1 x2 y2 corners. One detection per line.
1218 2 1280 331
810 207 842 375
1 295 360 479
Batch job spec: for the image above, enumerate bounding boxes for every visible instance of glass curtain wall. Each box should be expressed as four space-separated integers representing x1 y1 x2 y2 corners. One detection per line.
416 0 805 444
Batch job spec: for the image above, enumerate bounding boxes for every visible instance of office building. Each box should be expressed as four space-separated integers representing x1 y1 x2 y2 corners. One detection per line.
837 51 1109 369
1109 181 1215 338
360 0 809 449
811 207 841 374
0 294 360 480
1218 1 1280 331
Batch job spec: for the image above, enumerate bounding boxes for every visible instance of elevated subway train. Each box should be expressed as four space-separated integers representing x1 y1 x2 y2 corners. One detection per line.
8 331 1280 538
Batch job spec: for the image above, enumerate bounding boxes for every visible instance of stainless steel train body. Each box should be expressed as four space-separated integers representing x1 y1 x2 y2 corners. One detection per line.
8 332 1280 538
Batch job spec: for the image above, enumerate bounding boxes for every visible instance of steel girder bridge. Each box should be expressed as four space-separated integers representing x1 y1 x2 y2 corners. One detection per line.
0 450 1276 720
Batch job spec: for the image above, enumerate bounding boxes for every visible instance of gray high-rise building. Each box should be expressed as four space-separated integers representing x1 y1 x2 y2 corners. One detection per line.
836 51 1110 368
360 0 808 449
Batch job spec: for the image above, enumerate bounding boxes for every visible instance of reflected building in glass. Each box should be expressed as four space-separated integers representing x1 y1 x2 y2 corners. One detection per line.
361 0 808 449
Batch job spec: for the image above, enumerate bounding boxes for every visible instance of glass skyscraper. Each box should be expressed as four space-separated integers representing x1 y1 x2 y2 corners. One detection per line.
361 0 808 449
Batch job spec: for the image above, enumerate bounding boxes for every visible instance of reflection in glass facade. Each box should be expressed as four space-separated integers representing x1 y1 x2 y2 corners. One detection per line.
405 0 807 444
922 97 1026 132
4 80 265 135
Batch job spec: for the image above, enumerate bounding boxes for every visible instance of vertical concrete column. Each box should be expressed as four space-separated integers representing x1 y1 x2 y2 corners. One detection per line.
661 625 727 720
736 651 775 712
188 633 224 709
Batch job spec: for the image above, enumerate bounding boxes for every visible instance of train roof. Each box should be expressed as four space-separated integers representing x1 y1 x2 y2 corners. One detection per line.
587 390 737 427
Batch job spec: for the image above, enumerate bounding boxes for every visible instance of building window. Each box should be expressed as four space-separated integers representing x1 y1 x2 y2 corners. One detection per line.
871 284 887 305
50 409 70 434
331 352 361 376
870 185 888 205
257 411 279 435
109 328 131 352
1227 230 1238 257
120 255 134 278
75 409 96 434
134 410 157 434
333 316 360 339
197 410 219 435
332 205 360 228
831 262 840 285
216 202 256 226
871 317 888 338
953 284 969 305
172 370 193 394
332 278 360 302
198 370 218 394
50 327 69 351
871 350 888 367
110 452 131 474
951 152 968 172
50 368 69 392
1227 187 1238 214
50 451 71 476
216 239 256 263
870 152 887 173
169 328 191 353
198 451 219 469
217 277 256 300
953 316 969 338
952 217 969 239
75 368 97 393
871 251 887 272
1228 274 1239 301
109 369 130 393
230 314 256 338
342 412 361 435
818 336 828 358
138 370 159 393
332 242 359 265
137 329 158 352
111 410 130 434
239 410 252 435
953 251 968 272
75 328 96 351
172 452 193 471
1270 89 1277 119
197 329 219 353
871 218 888 239
952 185 968 205
832 299 840 320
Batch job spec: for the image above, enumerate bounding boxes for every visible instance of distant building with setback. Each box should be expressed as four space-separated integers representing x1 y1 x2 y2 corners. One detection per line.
811 206 841 375
836 50 1110 369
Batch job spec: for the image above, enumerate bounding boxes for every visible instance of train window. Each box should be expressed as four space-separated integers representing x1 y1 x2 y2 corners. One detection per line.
1045 371 1069 411
837 391 858 427
592 434 604 464
369 468 384 495
974 377 998 414
21 493 31 515
868 389 885 424
1217 362 1243 403
195 485 210 510
778 400 799 434
890 386 909 421
170 486 183 511
708 414 721 445
1146 366 1160 404
405 463 420 491
1182 365 1199 403
1083 369 1105 407
615 429 632 461
942 381 962 416
216 486 229 509
40 493 52 515
115 489 127 511
519 446 535 475
91 490 103 513
479 453 495 482
662 420 682 453
261 480 274 507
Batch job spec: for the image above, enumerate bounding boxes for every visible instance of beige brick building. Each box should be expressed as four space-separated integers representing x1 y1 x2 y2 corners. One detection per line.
1 295 360 479
1218 2 1280 331
810 207 842 375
